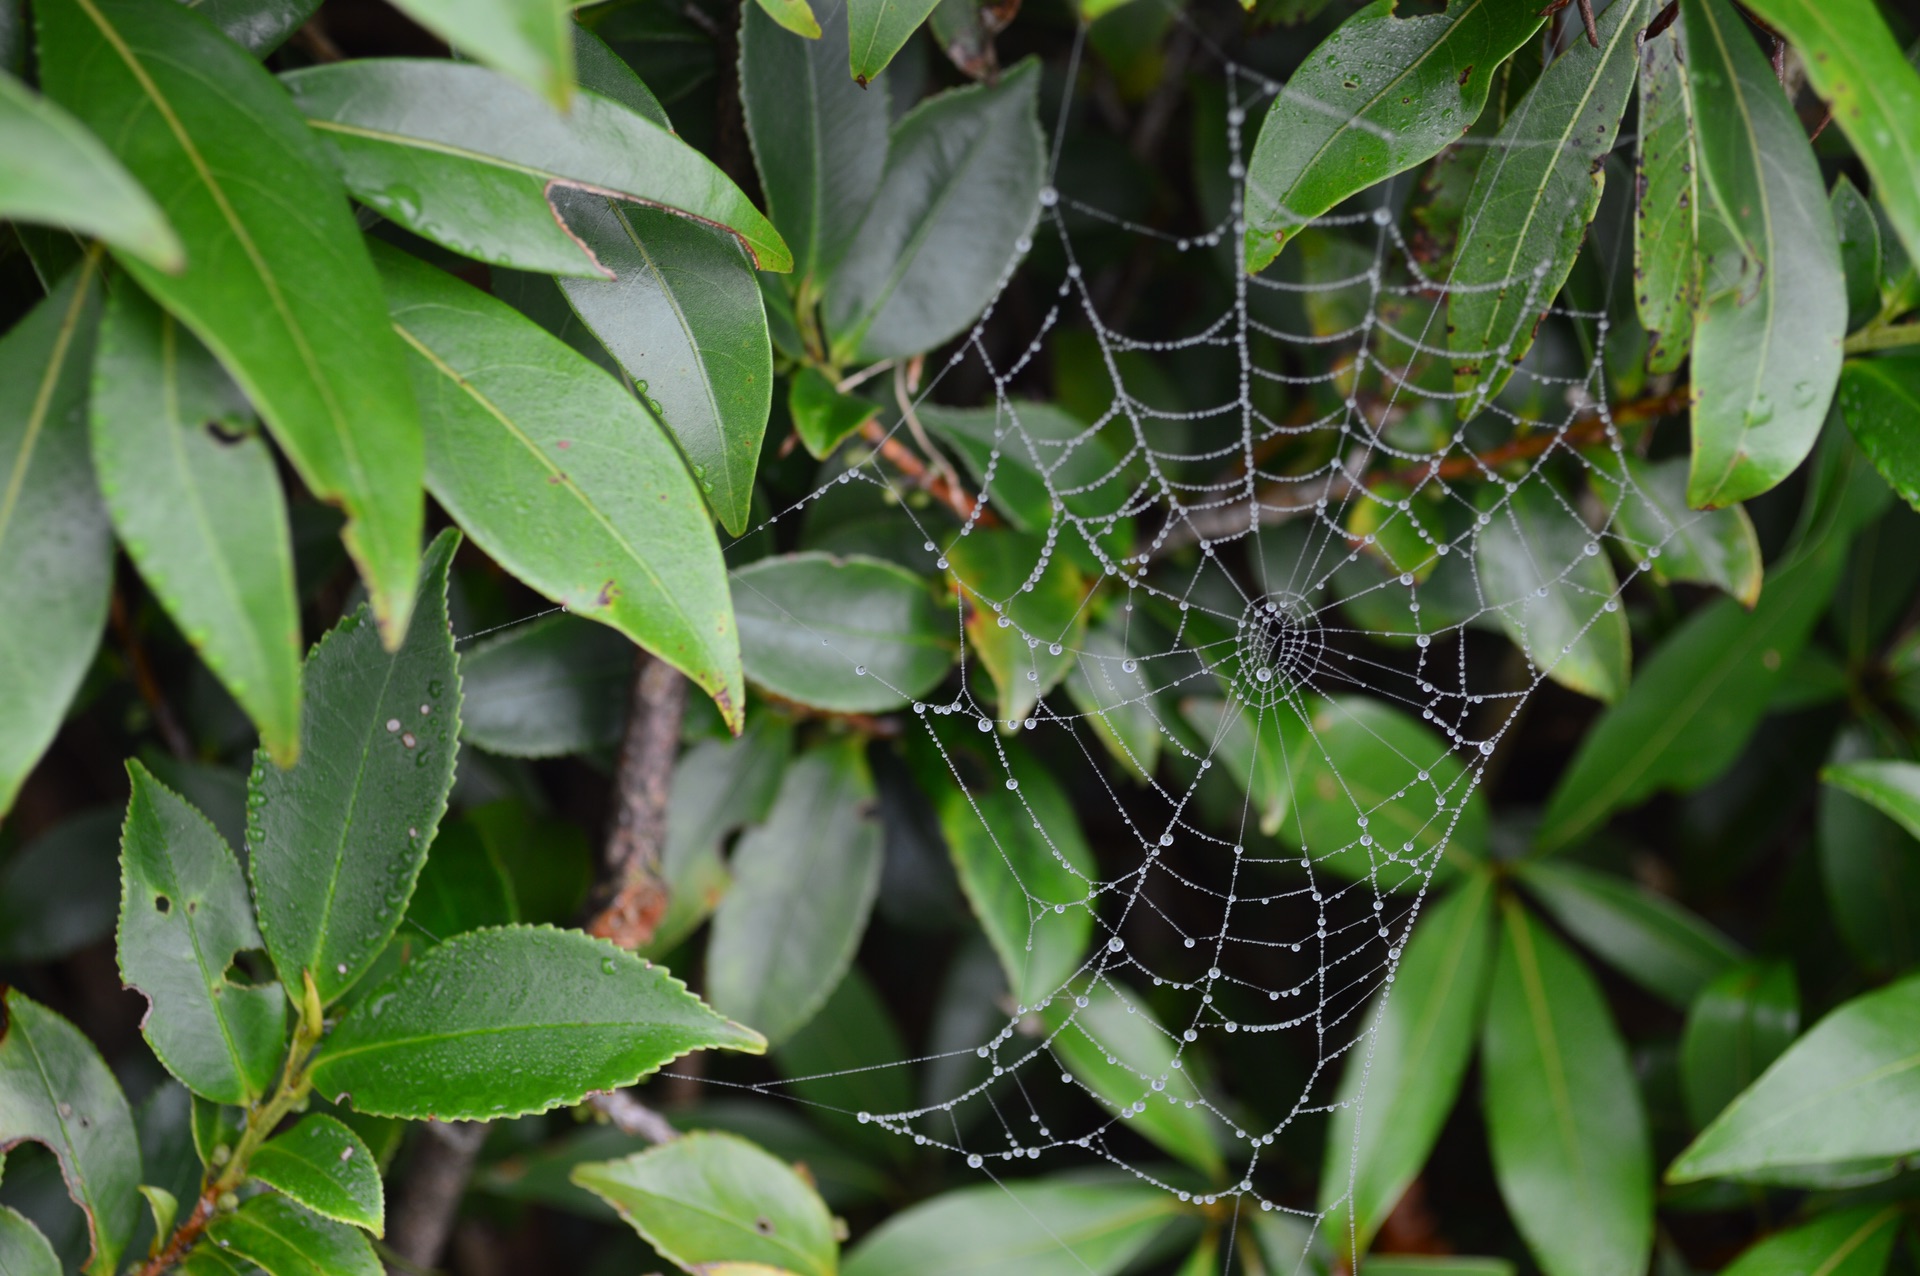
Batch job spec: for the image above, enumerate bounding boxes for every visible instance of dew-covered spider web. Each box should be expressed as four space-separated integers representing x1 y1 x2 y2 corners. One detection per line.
488 9 1701 1269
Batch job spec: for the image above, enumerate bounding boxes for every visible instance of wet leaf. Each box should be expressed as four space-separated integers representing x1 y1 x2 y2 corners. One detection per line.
309 925 763 1119
1475 482 1628 702
1833 175 1884 333
118 763 287 1105
38 0 423 641
1633 28 1697 375
573 1131 837 1276
246 1115 382 1235
1586 451 1762 604
184 0 322 55
1838 354 1920 512
842 1176 1181 1276
1681 0 1847 507
789 367 877 460
248 530 461 1005
202 1193 379 1276
944 529 1090 724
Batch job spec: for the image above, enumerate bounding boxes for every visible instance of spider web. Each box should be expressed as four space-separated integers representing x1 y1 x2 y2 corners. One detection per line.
539 9 1689 1269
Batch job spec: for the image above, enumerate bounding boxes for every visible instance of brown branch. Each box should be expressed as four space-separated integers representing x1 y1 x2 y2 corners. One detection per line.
586 653 688 951
858 419 998 527
135 1195 215 1276
385 1121 490 1273
587 1090 680 1143
110 589 192 761
1374 385 1690 488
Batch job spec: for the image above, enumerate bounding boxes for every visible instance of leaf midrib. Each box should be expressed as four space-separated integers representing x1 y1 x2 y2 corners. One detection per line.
0 257 95 560
1506 904 1601 1238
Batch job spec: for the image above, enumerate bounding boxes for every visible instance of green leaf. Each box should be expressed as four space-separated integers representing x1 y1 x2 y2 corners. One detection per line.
385 0 572 106
1063 619 1161 783
0 809 120 963
283 60 791 277
910 727 1095 1008
1680 960 1798 1132
374 244 744 730
1839 355 1920 512
309 925 763 1120
1737 0 1920 275
707 740 884 1045
202 1193 379 1276
1362 1261 1515 1276
847 0 939 85
191 1095 243 1170
1240 0 1545 272
742 0 888 286
823 62 1043 362
0 1204 60 1276
0 989 139 1276
403 821 516 941
183 0 323 55
1585 451 1763 605
1042 980 1225 1178
570 22 669 128
1681 0 1847 508
841 1177 1181 1276
1634 27 1697 374
755 0 821 38
555 194 772 535
1822 759 1920 842
733 552 954 712
246 1115 382 1235
1833 175 1884 333
459 615 633 759
248 529 461 1005
789 367 876 460
1179 696 1298 836
1720 1205 1901 1276
1320 874 1495 1262
945 528 1090 724
1535 536 1845 852
1818 728 1920 972
1669 973 1920 1182
118 762 287 1105
573 1131 837 1276
1475 482 1629 702
38 0 424 642
91 282 303 764
0 69 180 270
774 968 911 1159
1518 861 1742 1008
1481 900 1653 1276
1447 0 1643 414
0 263 110 818
468 801 594 927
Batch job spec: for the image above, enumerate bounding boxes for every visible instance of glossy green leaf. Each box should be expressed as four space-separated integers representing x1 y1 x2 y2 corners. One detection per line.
1363 1261 1514 1276
118 762 287 1105
387 0 572 106
0 69 180 271
310 925 763 1119
743 0 888 286
755 0 821 37
920 401 1138 555
182 0 322 55
1681 960 1798 1132
1241 0 1544 272
0 264 109 818
1634 28 1696 374
1448 0 1643 414
374 243 744 729
91 283 303 764
202 1194 379 1276
842 1177 1181 1276
177 1245 253 1276
1681 0 1846 508
1822 759 1920 842
248 530 461 1005
1586 451 1762 604
247 1115 382 1235
1063 619 1161 783
824 63 1042 362
1475 482 1628 702
1536 536 1845 852
1833 176 1884 333
38 0 423 642
1720 1205 1901 1276
1042 981 1224 1177
1819 728 1920 972
1738 0 1920 274
789 367 876 459
570 22 668 126
284 60 789 277
1320 874 1495 1262
573 1132 836 1276
733 552 954 712
1519 861 1742 1008
1838 355 1920 511
1180 696 1298 836
468 801 593 927
945 529 1090 724
459 614 633 759
1482 900 1652 1276
0 989 139 1276
707 741 884 1045
0 809 120 963
403 821 516 941
847 0 939 85
191 1095 243 1170
0 1205 59 1276
912 728 1094 1007
1670 972 1920 1181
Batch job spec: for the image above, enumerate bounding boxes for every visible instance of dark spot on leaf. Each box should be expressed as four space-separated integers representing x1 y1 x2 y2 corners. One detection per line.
596 581 618 608
155 894 171 914
754 1217 775 1236
1458 65 1473 86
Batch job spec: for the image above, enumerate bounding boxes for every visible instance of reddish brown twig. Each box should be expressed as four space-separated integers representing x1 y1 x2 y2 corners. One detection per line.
858 419 999 527
1375 385 1690 488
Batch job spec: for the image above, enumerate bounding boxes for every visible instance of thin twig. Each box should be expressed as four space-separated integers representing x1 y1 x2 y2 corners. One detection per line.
587 1091 680 1144
858 419 999 527
586 653 688 950
1376 385 1691 487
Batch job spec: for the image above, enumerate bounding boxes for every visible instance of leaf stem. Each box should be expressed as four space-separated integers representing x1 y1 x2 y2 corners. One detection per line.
1843 322 1920 355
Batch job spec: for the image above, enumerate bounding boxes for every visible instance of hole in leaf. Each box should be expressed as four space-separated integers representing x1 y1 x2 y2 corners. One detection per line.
204 419 249 446
154 894 171 914
753 1216 775 1236
223 949 274 988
